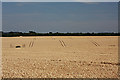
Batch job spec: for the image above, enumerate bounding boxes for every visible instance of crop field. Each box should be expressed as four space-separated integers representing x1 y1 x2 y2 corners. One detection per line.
2 36 119 78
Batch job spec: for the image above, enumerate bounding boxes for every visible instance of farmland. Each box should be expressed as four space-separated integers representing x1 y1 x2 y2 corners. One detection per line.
2 36 119 78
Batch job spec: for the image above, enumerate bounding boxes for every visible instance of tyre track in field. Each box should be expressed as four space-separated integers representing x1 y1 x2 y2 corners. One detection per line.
59 40 66 47
91 41 100 46
29 38 36 47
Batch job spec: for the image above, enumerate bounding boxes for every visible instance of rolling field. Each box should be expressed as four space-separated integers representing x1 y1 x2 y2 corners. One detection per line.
2 36 119 78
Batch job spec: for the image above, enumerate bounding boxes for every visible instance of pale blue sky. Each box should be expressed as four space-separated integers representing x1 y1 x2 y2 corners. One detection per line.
3 2 118 33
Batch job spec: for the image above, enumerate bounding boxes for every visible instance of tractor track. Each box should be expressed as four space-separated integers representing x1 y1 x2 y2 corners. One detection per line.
29 38 36 47
59 40 66 47
91 41 100 46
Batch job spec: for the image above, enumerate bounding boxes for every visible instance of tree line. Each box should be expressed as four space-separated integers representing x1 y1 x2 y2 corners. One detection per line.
1 31 119 37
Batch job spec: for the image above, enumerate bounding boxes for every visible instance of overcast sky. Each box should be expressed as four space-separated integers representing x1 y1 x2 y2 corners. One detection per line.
0 2 1 31
2 0 120 2
2 2 118 33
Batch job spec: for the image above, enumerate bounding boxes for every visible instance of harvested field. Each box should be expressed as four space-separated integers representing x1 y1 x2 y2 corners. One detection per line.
2 36 119 78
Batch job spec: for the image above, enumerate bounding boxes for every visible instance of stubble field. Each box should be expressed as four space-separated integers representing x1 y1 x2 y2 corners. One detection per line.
2 36 119 78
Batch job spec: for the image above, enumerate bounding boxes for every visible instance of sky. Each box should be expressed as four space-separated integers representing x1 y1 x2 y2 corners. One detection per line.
0 2 1 31
2 0 120 2
2 2 118 33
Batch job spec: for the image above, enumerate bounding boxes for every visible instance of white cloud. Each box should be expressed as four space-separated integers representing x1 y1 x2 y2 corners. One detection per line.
80 2 99 4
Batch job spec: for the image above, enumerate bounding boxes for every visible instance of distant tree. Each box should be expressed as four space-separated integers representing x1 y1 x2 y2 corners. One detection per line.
29 31 36 34
49 32 52 34
9 31 14 34
49 32 53 36
2 31 119 37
